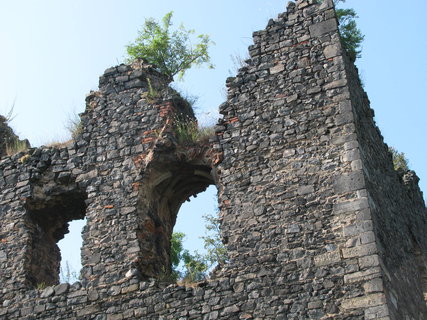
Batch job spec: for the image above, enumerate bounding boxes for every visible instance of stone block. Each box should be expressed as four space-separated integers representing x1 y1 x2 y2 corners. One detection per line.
87 252 101 265
364 305 390 319
324 78 347 90
335 111 354 126
222 305 240 314
343 220 373 237
77 304 101 317
325 39 342 60
319 0 334 10
106 313 124 320
339 100 352 113
307 301 323 310
314 250 342 266
342 149 361 162
359 254 380 268
20 307 33 316
298 184 314 195
309 19 338 37
333 198 370 215
342 243 378 259
344 267 381 283
40 287 55 298
270 64 285 74
334 170 365 193
54 283 69 295
88 289 99 301
287 224 301 233
341 293 386 310
360 231 376 244
363 278 384 293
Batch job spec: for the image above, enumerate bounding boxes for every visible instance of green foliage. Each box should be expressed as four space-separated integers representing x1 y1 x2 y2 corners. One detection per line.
147 78 159 100
389 147 409 171
181 250 209 282
173 116 200 144
170 232 208 283
140 77 161 103
65 111 82 140
173 115 214 144
336 9 364 61
201 213 228 266
37 282 47 290
158 265 180 283
170 212 228 284
333 0 364 61
317 0 364 61
126 12 214 81
171 232 185 268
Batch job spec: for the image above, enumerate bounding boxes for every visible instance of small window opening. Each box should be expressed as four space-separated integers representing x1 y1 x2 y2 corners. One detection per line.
26 190 87 287
58 218 86 283
172 185 225 282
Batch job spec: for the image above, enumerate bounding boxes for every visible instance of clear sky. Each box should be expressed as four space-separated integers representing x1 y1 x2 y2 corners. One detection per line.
1 0 426 278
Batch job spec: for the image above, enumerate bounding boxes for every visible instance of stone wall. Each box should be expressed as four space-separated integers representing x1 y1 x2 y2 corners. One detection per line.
0 0 426 319
344 49 427 318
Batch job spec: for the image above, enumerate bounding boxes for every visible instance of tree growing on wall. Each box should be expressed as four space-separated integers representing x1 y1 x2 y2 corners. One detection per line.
389 147 410 171
333 0 364 61
126 12 214 81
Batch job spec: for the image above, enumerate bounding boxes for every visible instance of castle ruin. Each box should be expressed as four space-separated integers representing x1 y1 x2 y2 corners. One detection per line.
1 0 426 319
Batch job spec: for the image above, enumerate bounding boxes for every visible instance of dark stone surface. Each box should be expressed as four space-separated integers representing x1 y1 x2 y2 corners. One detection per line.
0 1 426 319
0 116 29 158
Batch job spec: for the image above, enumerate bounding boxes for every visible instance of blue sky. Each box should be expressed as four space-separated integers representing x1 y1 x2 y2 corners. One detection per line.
1 1 426 278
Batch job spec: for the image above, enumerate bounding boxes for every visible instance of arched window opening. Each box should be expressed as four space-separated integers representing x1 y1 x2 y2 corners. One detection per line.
136 160 226 281
26 189 87 287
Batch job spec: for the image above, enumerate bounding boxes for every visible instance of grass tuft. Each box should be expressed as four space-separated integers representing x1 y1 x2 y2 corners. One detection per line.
6 139 28 156
172 114 214 145
65 111 83 140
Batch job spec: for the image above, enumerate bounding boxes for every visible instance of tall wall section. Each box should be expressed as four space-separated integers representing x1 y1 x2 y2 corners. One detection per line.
344 47 427 318
0 0 426 319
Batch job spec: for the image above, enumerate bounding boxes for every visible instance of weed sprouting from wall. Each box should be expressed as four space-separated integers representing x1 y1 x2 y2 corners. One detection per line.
60 261 80 284
1 102 17 123
172 114 214 145
65 111 83 140
6 139 28 156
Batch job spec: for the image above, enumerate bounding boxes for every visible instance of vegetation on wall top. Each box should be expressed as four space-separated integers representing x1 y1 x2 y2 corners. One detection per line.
126 12 214 81
333 0 364 62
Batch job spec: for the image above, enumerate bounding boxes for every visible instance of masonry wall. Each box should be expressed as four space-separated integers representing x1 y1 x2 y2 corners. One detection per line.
344 52 427 318
0 0 426 319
